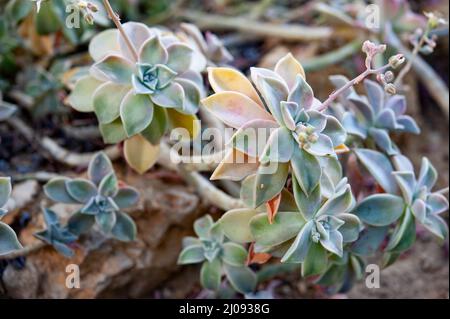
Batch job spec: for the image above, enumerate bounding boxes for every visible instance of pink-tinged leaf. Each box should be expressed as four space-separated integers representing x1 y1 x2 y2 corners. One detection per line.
274 53 306 90
119 22 151 62
211 148 259 181
208 67 264 107
89 29 121 62
266 193 281 224
202 92 273 129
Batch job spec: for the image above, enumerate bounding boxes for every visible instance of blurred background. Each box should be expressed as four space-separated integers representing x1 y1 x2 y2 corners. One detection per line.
0 0 448 298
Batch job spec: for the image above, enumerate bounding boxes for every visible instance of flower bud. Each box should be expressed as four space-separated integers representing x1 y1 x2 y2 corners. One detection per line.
84 13 94 25
384 71 395 83
87 2 99 12
384 83 397 95
389 54 405 69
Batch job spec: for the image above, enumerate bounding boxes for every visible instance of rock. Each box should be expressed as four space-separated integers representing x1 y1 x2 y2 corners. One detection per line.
3 174 206 298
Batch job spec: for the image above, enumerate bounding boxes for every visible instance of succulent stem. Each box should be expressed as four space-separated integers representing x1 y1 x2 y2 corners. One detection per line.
102 0 139 61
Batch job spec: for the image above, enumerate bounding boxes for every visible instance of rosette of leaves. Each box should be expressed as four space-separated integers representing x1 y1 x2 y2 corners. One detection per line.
44 152 138 241
178 215 257 295
203 53 347 210
179 23 233 70
330 77 420 155
219 178 361 277
353 152 449 265
34 208 78 257
0 177 23 256
68 22 204 173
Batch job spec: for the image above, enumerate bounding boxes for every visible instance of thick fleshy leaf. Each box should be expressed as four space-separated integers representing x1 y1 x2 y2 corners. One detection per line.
120 91 154 137
222 243 247 267
208 67 263 106
354 148 398 194
141 106 168 145
411 198 426 223
219 209 258 243
422 214 449 240
253 162 289 208
194 215 214 239
0 222 22 255
250 211 305 247
376 109 401 130
224 264 257 294
348 96 374 124
88 153 113 186
44 178 78 204
200 258 222 291
93 83 131 124
320 229 343 257
150 82 184 110
211 149 259 181
231 119 278 158
426 193 449 215
275 53 306 90
111 211 136 241
0 177 12 208
305 134 334 157
260 127 294 163
342 112 367 139
302 242 328 277
99 119 128 144
68 76 104 112
67 211 95 236
95 210 117 234
316 185 354 217
393 171 416 203
364 79 384 114
386 95 406 116
281 220 314 263
322 115 347 147
293 178 321 220
175 79 200 115
124 134 160 174
114 187 139 209
353 194 404 226
65 179 97 204
417 158 437 191
99 172 118 197
139 36 168 65
92 55 134 85
338 213 361 243
386 209 415 252
202 92 273 129
288 75 314 109
178 245 205 264
369 127 397 155
182 236 201 248
392 154 414 172
280 101 298 130
350 226 389 256
89 29 120 62
167 109 200 141
119 22 151 62
251 68 288 123
291 147 321 196
396 115 420 134
167 44 193 74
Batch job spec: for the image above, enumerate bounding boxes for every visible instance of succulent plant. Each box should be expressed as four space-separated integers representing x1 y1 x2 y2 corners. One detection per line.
44 152 139 241
204 54 347 209
178 215 257 295
352 150 449 265
218 178 361 278
34 208 78 258
330 77 420 155
178 23 233 70
0 177 23 256
68 21 204 173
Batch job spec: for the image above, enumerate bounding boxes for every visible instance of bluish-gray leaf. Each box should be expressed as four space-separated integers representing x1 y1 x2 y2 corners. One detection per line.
223 264 257 294
291 147 321 196
112 212 137 242
0 222 23 256
353 194 405 226
88 152 114 185
281 220 314 263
